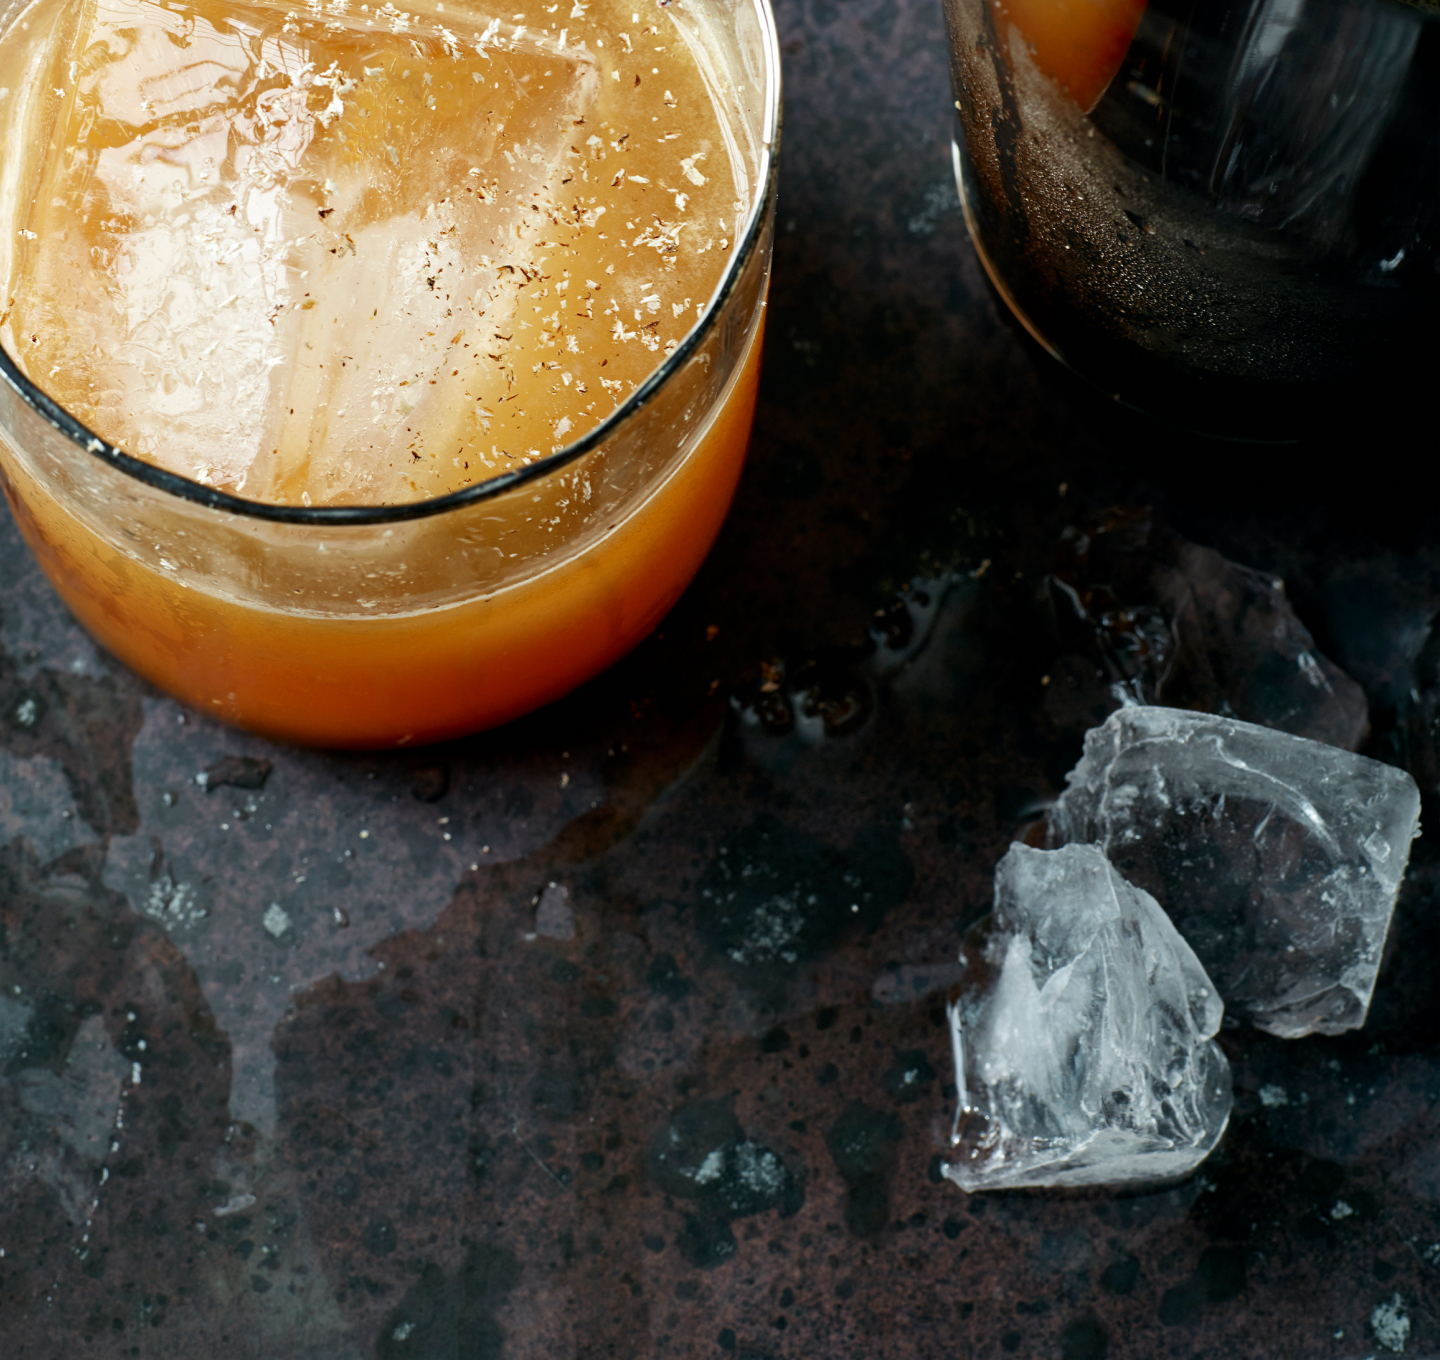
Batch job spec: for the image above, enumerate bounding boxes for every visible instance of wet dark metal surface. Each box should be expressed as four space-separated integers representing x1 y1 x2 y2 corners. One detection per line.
4 0 1440 1354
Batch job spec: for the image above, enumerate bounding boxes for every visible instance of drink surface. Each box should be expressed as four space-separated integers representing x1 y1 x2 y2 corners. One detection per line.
992 0 1146 112
0 0 744 504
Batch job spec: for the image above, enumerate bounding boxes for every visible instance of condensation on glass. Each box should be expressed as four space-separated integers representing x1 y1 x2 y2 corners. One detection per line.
943 0 1437 440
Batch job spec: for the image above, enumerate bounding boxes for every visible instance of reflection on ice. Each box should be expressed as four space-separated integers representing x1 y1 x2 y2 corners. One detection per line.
945 844 1232 1192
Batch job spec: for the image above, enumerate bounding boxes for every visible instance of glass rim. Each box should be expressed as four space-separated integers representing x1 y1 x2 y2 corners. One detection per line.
0 0 782 527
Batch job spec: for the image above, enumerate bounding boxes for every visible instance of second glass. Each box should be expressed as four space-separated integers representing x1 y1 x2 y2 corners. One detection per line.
944 0 1438 442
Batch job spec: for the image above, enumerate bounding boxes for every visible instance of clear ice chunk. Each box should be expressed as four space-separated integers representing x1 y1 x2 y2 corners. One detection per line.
945 844 1232 1191
8 0 597 503
1048 706 1422 1038
1044 508 1370 751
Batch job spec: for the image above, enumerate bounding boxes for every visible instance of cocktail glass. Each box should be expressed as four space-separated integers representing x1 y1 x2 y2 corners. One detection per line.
0 0 780 749
943 0 1437 442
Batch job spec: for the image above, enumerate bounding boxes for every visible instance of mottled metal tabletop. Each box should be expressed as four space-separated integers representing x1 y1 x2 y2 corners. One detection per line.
3 0 1440 1355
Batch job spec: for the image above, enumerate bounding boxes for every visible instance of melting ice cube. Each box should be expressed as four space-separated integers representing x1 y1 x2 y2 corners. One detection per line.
1045 507 1369 751
945 843 1232 1191
7 0 597 503
1048 706 1422 1038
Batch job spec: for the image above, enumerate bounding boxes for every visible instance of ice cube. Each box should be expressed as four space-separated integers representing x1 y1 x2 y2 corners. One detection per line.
1048 706 1422 1038
945 843 1232 1191
1045 508 1369 751
7 0 597 502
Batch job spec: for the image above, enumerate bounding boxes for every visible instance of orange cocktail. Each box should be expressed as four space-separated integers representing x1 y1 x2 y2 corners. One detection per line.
0 0 779 746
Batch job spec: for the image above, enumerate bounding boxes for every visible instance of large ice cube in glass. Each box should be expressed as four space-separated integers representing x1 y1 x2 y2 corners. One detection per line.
6 0 597 503
1048 706 1422 1038
945 843 1232 1191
